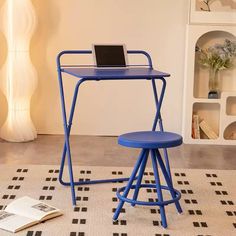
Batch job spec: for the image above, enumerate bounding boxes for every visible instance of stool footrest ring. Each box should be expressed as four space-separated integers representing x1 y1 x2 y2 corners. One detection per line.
116 184 181 206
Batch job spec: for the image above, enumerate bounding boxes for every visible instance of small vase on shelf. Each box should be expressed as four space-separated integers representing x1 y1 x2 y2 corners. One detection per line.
208 67 220 99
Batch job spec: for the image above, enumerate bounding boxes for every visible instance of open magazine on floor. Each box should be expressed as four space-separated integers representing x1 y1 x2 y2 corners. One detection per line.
0 196 62 233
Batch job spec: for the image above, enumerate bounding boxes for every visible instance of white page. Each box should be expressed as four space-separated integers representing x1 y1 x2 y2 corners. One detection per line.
5 196 59 221
0 211 35 233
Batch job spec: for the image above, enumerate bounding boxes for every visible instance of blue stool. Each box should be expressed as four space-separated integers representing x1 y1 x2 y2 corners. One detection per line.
113 131 183 228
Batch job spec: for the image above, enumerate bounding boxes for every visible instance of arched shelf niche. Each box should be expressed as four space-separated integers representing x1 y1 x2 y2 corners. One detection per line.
224 122 236 140
193 30 236 99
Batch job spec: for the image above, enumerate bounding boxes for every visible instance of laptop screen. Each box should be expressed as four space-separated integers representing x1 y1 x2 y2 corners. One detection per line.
92 45 127 68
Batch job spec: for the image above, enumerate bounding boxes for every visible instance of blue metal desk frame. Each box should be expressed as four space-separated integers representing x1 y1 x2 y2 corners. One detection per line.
56 50 171 205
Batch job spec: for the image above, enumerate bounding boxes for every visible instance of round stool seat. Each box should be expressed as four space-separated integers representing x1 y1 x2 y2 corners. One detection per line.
118 131 182 149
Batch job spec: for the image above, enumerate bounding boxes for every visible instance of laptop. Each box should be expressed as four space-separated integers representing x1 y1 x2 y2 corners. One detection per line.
92 44 128 69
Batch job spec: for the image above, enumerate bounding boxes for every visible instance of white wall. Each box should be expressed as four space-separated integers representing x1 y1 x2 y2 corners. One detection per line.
0 0 188 136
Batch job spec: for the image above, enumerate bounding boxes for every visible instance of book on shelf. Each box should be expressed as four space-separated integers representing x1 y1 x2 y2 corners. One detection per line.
199 120 218 139
192 114 200 139
0 196 62 233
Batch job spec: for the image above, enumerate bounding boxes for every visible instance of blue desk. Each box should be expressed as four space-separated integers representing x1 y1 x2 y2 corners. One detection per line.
57 50 171 205
61 67 170 80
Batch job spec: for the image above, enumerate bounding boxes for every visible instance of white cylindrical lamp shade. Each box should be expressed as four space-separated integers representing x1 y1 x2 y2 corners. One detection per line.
0 0 37 142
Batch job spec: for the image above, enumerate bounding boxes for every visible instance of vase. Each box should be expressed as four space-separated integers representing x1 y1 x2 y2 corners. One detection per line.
0 0 37 142
208 67 220 99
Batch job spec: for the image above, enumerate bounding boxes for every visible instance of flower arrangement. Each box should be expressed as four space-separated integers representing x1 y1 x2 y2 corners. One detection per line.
196 39 236 71
200 0 236 12
196 39 236 98
200 0 213 11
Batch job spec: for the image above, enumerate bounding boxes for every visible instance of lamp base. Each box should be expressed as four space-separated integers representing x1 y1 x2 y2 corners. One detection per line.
0 110 37 142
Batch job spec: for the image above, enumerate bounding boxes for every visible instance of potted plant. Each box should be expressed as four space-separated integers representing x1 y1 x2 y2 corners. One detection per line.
196 39 236 98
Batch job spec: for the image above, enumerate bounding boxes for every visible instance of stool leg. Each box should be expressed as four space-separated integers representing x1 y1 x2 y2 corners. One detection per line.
131 149 149 207
155 149 182 214
151 150 167 228
163 148 173 185
113 149 146 221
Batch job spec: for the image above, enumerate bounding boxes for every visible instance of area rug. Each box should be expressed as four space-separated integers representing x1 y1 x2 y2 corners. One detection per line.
0 165 235 236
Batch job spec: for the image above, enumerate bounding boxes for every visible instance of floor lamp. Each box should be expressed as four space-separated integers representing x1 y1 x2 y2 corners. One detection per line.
0 0 37 142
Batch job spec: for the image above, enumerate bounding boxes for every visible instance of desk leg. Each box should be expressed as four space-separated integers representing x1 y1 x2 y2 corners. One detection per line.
159 120 173 185
58 78 83 205
151 79 172 184
64 134 77 205
58 79 135 205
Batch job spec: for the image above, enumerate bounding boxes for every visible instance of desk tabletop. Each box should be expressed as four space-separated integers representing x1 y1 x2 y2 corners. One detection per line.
61 67 170 80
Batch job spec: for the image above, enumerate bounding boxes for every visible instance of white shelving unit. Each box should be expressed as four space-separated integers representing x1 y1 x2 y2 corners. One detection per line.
182 23 236 145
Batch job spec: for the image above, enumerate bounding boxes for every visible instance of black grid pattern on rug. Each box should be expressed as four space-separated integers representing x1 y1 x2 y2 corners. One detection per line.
0 165 235 236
